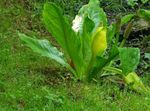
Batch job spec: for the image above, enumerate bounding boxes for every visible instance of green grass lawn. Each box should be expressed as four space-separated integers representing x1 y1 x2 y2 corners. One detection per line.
0 31 150 111
0 0 150 111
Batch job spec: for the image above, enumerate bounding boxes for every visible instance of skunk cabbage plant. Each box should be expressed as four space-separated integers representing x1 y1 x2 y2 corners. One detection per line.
19 0 149 93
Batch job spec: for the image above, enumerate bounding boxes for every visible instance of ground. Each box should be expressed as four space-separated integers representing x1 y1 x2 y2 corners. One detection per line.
0 0 150 111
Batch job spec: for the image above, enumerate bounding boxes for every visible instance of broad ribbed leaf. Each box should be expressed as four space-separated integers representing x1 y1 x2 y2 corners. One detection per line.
19 33 67 66
80 3 107 28
43 3 83 77
119 48 140 75
72 0 107 34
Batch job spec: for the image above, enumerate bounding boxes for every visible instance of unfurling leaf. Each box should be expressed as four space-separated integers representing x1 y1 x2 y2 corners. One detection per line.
92 27 107 57
76 0 107 34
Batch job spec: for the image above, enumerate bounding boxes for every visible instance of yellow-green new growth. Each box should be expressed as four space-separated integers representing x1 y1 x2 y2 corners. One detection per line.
92 27 107 57
125 72 148 93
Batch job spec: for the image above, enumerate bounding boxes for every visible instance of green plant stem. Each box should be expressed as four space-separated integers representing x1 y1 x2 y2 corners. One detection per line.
67 65 77 78
86 55 96 81
120 38 126 47
102 66 123 75
101 67 124 79
115 33 120 45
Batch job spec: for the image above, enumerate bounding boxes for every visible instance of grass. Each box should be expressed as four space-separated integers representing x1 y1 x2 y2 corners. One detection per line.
0 30 150 111
0 0 150 111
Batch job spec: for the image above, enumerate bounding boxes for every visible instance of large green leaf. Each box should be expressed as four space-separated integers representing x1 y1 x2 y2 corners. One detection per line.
19 33 66 65
72 0 107 34
19 33 76 76
43 3 84 77
119 48 140 75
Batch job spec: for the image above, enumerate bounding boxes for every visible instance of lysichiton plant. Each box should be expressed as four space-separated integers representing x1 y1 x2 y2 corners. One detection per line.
19 0 149 93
